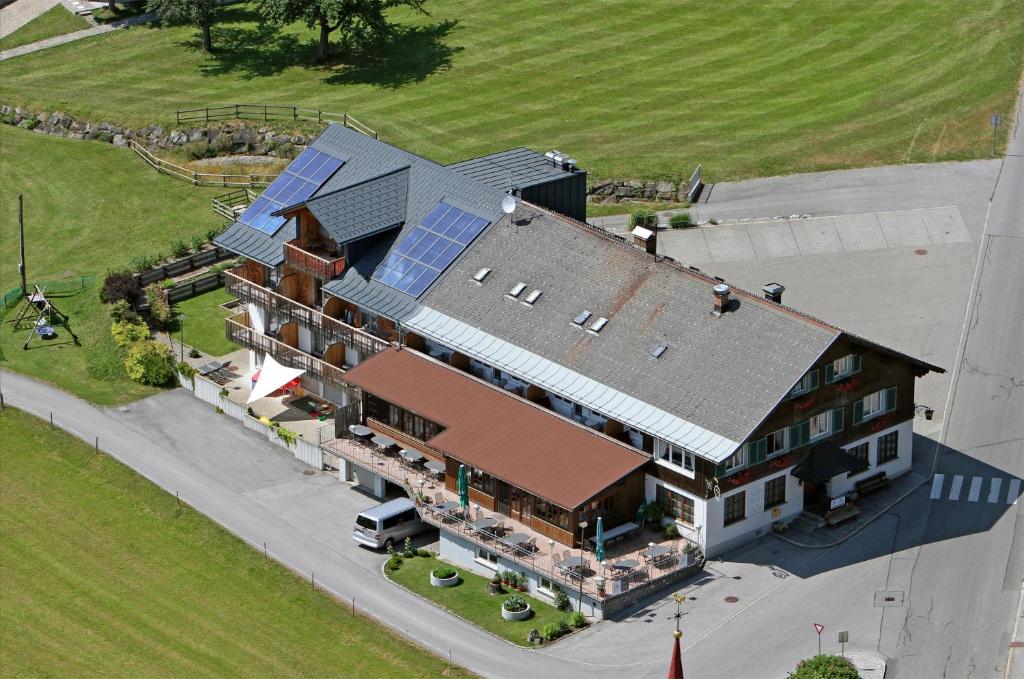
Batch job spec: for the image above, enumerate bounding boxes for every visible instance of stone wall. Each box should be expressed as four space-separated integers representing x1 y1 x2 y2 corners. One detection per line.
587 178 690 205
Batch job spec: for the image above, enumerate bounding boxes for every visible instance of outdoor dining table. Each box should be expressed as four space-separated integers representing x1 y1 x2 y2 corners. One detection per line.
400 449 425 464
611 558 639 571
642 545 672 562
502 533 530 547
435 501 461 515
470 517 497 532
424 460 445 473
348 424 374 438
371 434 398 450
560 555 586 570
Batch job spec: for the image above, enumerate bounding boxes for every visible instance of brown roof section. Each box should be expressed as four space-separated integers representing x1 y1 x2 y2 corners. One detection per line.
343 347 648 509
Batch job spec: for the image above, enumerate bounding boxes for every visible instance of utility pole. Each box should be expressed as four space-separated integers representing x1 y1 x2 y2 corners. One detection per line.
18 194 27 298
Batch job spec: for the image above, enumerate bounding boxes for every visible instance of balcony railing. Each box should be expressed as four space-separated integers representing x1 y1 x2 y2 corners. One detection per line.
225 270 388 358
225 311 348 386
284 242 345 280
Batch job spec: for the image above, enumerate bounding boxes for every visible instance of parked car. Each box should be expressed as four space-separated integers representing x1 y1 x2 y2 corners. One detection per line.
353 498 426 549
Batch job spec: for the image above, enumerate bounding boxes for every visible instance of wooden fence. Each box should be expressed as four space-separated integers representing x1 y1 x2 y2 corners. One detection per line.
175 104 378 139
212 188 258 220
166 271 225 304
135 247 232 288
129 140 279 188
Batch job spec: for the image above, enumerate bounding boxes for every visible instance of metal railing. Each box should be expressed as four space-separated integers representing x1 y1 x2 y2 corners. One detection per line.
129 140 279 187
283 242 346 280
225 311 348 386
175 104 378 139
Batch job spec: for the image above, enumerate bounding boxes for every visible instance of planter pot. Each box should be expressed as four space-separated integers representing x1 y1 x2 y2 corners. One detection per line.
488 582 503 595
430 571 460 588
501 602 532 621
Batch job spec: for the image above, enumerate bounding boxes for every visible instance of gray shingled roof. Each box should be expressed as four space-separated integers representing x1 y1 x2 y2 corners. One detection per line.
417 205 841 444
448 147 577 190
214 218 296 267
306 166 409 245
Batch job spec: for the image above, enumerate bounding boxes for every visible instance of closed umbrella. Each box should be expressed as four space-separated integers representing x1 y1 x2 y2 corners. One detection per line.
595 516 605 563
457 464 469 510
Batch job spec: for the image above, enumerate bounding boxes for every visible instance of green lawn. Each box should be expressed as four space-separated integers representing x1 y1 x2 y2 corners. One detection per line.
173 286 236 357
0 5 89 51
386 553 574 646
0 408 469 678
1 1 1022 181
0 125 223 404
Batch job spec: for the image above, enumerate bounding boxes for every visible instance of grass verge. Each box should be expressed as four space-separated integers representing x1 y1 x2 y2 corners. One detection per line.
0 5 89 51
0 407 470 678
172 286 236 357
385 553 574 647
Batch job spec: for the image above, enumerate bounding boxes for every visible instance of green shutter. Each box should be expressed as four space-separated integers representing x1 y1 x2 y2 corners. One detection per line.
750 438 767 465
799 420 810 445
824 364 835 384
885 386 897 413
788 423 802 448
715 461 728 478
809 369 819 390
851 354 862 374
853 399 864 424
789 420 810 447
832 407 844 433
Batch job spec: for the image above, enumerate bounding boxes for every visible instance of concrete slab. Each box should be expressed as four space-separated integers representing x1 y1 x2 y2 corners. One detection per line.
748 220 800 259
834 212 886 251
793 216 843 256
668 228 712 263
876 209 931 247
703 225 756 261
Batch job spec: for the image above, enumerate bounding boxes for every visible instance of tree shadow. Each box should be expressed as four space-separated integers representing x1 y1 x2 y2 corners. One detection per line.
322 20 462 89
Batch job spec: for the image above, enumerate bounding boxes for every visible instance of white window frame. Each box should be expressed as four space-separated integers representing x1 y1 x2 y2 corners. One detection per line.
767 428 788 456
832 355 852 379
475 547 498 570
790 371 816 397
862 390 884 419
656 439 696 477
537 577 555 598
724 447 746 472
809 411 831 441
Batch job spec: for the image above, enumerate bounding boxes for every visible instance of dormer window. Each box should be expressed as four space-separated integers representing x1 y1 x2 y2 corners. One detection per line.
825 354 861 383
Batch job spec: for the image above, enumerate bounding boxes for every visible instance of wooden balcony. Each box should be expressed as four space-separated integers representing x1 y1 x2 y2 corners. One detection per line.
284 242 345 280
225 270 389 358
225 311 348 387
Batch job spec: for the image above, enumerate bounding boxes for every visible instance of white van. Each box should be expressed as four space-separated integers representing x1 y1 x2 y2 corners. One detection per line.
353 498 425 549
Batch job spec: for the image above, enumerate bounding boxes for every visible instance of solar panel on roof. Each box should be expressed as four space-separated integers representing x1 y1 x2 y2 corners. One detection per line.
238 148 344 234
373 202 491 298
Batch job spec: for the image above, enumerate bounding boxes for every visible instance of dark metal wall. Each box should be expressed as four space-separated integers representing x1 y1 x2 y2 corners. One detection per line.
520 171 588 222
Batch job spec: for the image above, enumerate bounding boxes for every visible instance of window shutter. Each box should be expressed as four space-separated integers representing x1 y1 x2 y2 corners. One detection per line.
824 364 835 384
809 369 819 390
788 423 802 448
832 407 844 433
715 461 728 478
853 399 864 424
885 386 897 413
851 354 862 374
750 438 767 465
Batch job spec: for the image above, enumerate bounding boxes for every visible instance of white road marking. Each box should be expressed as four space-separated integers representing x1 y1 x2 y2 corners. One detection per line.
1008 479 1021 505
989 478 1003 504
930 474 945 499
949 475 964 501
968 476 983 502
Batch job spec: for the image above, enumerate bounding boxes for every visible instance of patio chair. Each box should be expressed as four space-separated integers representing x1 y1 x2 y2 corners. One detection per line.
434 492 444 505
562 550 572 563
525 537 537 553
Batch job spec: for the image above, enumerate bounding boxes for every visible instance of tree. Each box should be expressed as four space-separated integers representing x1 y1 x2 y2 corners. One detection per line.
256 0 426 63
147 0 219 52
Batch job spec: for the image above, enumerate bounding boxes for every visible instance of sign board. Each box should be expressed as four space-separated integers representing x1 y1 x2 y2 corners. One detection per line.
829 496 847 510
814 623 824 635
838 631 849 643
991 114 1002 129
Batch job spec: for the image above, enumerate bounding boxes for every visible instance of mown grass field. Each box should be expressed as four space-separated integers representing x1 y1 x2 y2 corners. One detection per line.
172 286 236 357
0 5 89 51
0 125 222 404
0 408 469 677
1 1 1022 180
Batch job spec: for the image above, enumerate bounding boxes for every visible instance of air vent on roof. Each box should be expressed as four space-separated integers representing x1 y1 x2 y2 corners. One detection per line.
473 268 491 283
524 289 542 305
590 317 609 333
573 310 592 326
650 343 669 359
508 282 527 298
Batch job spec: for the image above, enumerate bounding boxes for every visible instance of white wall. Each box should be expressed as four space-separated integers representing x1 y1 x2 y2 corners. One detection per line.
248 302 266 333
298 325 312 354
644 474 708 550
703 471 803 558
829 418 914 497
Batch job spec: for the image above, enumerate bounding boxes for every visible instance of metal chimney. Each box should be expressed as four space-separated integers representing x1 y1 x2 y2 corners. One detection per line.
712 283 731 316
762 282 785 304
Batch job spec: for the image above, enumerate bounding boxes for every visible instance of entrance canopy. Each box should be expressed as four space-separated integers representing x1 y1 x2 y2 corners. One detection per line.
247 354 305 403
791 441 868 484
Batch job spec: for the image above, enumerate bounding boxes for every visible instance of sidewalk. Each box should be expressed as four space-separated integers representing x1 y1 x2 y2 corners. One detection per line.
0 8 151 60
0 0 60 38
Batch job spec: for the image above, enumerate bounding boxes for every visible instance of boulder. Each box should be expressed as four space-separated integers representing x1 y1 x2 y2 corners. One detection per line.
676 183 690 203
169 130 188 145
601 195 620 204
112 134 127 147
615 185 635 197
232 127 257 151
69 132 85 140
188 128 206 143
656 180 676 194
290 134 306 145
589 179 614 195
98 121 113 131
48 125 67 137
625 178 644 189
643 188 656 199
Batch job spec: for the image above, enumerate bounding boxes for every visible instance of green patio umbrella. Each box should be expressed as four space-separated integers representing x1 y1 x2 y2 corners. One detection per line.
457 464 469 510
635 503 647 526
595 516 605 563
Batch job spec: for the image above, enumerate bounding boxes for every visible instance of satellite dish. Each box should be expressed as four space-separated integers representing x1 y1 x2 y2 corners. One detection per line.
501 195 517 215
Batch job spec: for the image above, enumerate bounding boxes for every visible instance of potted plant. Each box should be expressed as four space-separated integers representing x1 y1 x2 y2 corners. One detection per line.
501 595 532 621
489 574 503 595
595 576 606 598
515 573 527 591
430 566 460 588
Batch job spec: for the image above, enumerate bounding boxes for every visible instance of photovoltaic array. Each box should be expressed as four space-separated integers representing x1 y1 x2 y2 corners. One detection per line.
239 149 344 234
373 202 491 297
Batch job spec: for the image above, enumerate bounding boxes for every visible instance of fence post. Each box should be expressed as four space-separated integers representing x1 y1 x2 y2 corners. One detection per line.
205 108 209 125
294 106 298 120
264 105 268 122
193 171 198 186
343 112 347 128
234 104 239 119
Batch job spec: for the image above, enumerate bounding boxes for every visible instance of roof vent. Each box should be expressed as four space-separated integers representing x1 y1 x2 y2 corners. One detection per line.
473 267 492 283
650 343 669 359
508 282 527 298
524 289 543 305
590 317 609 333
762 282 785 304
631 226 656 255
712 283 731 316
573 310 592 326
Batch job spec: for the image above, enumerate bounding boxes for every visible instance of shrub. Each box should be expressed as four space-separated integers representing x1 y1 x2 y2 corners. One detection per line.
568 611 588 628
417 549 432 557
123 340 175 385
206 226 222 243
145 284 173 329
189 348 201 358
0 111 16 125
664 523 680 539
709 218 719 225
191 234 206 252
433 566 458 579
788 655 859 679
176 361 197 378
628 206 657 228
403 536 415 557
101 271 140 304
170 240 190 258
645 501 664 523
161 278 176 289
129 253 160 272
669 212 692 228
275 427 297 446
184 140 215 160
215 406 224 414
108 299 132 321
111 319 150 347
386 554 402 571
94 129 112 143
503 595 528 612
552 586 570 611
541 620 569 641
19 118 39 130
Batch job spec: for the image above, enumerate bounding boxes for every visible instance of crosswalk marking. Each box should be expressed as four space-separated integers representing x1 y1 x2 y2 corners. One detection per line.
930 474 945 499
949 475 964 501
1008 479 1021 505
990 478 1003 504
968 477 983 502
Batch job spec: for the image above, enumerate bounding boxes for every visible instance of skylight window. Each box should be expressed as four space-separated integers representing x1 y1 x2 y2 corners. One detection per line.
573 310 592 326
524 289 542 305
590 317 608 333
650 343 669 359
508 282 527 298
473 267 491 283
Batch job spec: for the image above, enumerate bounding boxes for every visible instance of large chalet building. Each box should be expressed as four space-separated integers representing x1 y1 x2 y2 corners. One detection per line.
213 123 941 615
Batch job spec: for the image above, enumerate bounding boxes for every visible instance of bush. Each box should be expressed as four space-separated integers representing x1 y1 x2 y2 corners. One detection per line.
108 299 132 321
111 319 150 347
385 554 402 571
503 595 528 612
191 234 207 252
568 611 588 628
275 427 297 446
552 586 570 611
709 218 719 225
170 240 190 258
664 523 680 539
433 566 458 579
645 501 664 523
19 118 39 130
669 212 692 228
123 340 175 385
161 278 176 289
417 549 432 557
145 284 173 329
206 226 222 243
94 129 112 143
129 253 161 272
101 271 140 304
788 655 859 679
176 361 197 379
184 140 215 160
540 620 569 641
628 206 657 228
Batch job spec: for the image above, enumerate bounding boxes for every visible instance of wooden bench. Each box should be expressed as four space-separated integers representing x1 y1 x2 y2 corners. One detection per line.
824 502 860 526
855 471 890 496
